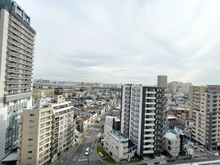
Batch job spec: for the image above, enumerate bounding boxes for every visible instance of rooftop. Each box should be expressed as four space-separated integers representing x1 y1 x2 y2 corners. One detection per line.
112 128 126 140
164 132 179 140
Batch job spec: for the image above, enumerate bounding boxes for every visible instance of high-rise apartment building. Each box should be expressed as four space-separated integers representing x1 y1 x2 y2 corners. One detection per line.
0 0 36 159
157 75 167 88
121 84 166 158
189 85 207 119
17 89 75 165
192 85 220 150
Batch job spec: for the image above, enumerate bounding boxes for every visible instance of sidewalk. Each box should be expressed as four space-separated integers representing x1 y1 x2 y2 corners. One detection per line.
53 142 79 165
90 137 109 165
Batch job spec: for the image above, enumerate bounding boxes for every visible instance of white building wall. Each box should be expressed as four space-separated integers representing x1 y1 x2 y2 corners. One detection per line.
104 124 129 162
0 8 9 107
164 133 180 157
0 107 7 159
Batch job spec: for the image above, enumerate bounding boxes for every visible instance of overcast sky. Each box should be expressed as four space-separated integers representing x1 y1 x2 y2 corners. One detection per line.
16 0 220 85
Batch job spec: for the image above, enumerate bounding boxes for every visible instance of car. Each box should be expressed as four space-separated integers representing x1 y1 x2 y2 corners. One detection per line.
84 147 89 156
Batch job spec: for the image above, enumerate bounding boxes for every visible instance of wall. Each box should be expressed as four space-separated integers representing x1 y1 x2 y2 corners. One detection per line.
0 8 9 108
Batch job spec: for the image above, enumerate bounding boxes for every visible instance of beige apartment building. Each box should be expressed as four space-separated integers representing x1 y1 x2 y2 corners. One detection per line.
189 86 208 119
191 85 220 151
17 106 53 165
17 88 75 165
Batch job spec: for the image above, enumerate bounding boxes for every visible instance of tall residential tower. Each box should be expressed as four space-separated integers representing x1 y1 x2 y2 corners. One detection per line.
0 0 36 159
121 84 166 158
192 85 220 151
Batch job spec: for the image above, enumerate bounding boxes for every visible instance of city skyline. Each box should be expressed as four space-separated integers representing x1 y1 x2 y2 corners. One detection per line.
17 0 220 85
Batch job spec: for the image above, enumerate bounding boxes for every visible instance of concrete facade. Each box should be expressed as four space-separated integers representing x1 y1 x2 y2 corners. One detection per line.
189 86 208 119
0 1 36 159
103 116 136 162
164 132 180 157
168 82 192 94
191 85 220 151
157 75 167 88
17 91 75 165
18 107 53 165
121 84 166 158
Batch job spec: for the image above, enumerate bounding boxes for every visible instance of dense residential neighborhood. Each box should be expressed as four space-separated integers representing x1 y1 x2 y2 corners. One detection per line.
1 1 220 165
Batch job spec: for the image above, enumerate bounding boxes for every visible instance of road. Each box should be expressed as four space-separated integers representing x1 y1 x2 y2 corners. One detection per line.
55 106 114 165
69 124 101 165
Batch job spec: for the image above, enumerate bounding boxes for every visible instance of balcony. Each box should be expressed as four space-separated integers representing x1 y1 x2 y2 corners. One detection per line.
17 142 21 148
8 33 21 42
144 144 154 148
145 112 155 116
17 149 21 155
8 27 21 37
8 39 21 47
146 91 156 94
10 16 35 37
8 52 33 62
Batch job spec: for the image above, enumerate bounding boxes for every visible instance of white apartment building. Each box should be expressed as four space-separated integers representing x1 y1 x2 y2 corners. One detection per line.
50 102 74 163
192 85 220 151
103 116 136 162
17 88 75 165
164 132 180 157
0 1 36 159
168 82 191 94
121 84 166 158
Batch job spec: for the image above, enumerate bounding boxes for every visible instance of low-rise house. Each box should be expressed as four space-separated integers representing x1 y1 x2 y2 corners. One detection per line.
164 132 180 157
90 111 98 123
75 115 91 132
103 116 136 162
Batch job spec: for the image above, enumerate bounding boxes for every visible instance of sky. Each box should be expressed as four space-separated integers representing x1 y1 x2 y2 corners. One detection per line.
16 0 220 85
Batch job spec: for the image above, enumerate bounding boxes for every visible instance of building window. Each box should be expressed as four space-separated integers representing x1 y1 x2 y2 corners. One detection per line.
30 114 34 116
29 120 34 123
27 157 32 160
28 144 32 147
29 126 34 129
29 132 33 135
28 151 32 153
28 138 33 141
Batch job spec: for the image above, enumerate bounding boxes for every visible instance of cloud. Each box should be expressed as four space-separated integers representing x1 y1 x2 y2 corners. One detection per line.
16 0 220 85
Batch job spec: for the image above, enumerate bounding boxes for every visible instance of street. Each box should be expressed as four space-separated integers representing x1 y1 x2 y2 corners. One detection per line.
55 106 114 165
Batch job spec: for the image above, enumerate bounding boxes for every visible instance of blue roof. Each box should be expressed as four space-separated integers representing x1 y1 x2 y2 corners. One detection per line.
112 128 126 140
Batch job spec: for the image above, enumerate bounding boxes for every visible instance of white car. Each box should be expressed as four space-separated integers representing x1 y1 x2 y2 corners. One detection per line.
84 147 89 156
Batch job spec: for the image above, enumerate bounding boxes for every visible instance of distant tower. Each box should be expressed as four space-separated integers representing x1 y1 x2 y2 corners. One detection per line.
157 75 168 88
54 88 63 103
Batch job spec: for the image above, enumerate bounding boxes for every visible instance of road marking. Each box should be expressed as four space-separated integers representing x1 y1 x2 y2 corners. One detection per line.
72 156 78 161
76 136 90 165
78 159 87 161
